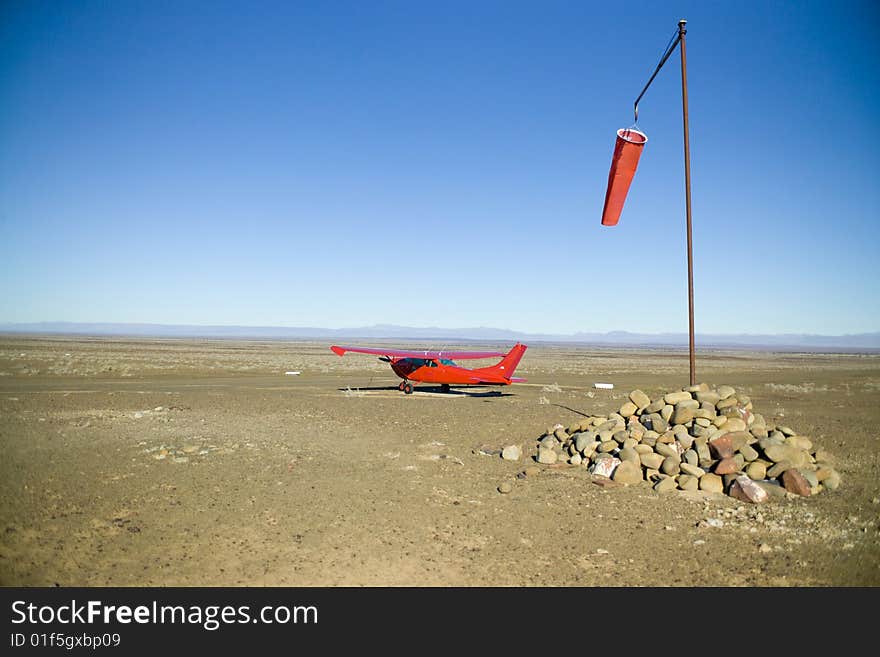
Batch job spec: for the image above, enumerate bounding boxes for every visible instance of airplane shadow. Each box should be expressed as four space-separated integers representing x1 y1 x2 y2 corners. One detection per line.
337 385 513 398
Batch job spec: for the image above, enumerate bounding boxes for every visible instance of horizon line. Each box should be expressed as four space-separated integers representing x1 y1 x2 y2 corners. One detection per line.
0 321 878 341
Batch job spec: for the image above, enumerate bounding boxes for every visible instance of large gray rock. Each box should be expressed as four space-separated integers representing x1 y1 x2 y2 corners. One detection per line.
598 440 617 453
612 460 643 485
755 480 787 498
696 441 712 462
660 456 681 476
722 417 747 433
644 468 661 482
596 420 618 433
680 462 706 477
537 447 558 465
650 415 669 433
581 441 599 458
502 445 522 461
677 433 695 451
801 469 820 491
626 422 646 441
746 461 767 480
539 435 558 449
677 474 699 491
655 443 679 459
640 452 665 470
646 399 666 413
672 424 688 442
716 397 738 411
739 444 760 462
672 407 695 425
694 391 721 405
675 398 700 411
750 426 769 439
597 430 614 443
690 424 710 438
629 389 652 411
699 473 724 494
619 401 638 418
575 432 596 453
717 385 736 399
618 447 640 464
766 460 793 479
665 391 693 405
763 444 809 468
654 476 678 493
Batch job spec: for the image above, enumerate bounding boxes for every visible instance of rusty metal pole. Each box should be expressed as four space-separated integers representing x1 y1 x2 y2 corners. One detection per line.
678 19 696 386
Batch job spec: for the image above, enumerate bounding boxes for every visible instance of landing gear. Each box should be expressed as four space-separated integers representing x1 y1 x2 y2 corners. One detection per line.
403 382 414 395
440 384 450 393
398 381 406 391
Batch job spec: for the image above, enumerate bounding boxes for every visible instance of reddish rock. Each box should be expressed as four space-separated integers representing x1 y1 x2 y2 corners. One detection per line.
782 468 812 496
729 476 768 504
708 435 735 459
714 457 740 475
723 431 752 451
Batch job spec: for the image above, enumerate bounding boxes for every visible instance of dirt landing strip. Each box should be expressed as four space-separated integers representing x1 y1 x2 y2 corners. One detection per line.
1 337 878 586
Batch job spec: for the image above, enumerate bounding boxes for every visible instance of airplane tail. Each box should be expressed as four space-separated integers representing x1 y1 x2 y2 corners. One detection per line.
489 343 527 380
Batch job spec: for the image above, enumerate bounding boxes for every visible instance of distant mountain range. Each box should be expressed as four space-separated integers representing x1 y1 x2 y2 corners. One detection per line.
1 322 879 350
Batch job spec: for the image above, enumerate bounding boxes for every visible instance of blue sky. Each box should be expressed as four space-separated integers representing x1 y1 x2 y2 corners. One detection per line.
1 1 878 335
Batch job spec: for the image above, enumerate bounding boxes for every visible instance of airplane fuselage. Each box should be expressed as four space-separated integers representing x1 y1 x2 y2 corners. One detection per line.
389 357 513 386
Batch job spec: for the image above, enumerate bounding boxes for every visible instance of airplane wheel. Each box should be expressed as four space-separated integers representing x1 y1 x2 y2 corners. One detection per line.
398 381 406 391
403 383 414 395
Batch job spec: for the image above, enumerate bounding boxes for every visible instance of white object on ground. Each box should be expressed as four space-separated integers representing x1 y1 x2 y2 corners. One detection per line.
593 383 614 389
590 457 621 478
285 371 301 375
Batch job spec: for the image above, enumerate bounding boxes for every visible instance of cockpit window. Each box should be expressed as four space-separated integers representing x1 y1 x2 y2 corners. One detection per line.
400 358 451 369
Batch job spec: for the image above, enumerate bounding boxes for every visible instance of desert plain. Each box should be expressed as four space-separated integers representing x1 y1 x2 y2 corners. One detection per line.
0 335 878 587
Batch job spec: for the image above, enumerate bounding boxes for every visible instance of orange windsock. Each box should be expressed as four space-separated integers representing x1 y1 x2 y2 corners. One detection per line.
600 128 648 226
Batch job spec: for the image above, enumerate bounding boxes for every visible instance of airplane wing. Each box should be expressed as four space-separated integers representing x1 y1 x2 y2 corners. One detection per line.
330 345 506 360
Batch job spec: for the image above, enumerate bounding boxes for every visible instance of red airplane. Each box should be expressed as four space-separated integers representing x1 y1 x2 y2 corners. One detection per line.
330 343 528 394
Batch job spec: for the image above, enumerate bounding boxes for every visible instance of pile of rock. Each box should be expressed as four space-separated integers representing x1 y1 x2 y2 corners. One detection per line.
532 384 840 503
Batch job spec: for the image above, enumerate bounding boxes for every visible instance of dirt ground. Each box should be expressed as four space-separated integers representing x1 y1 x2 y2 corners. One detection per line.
0 336 878 587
